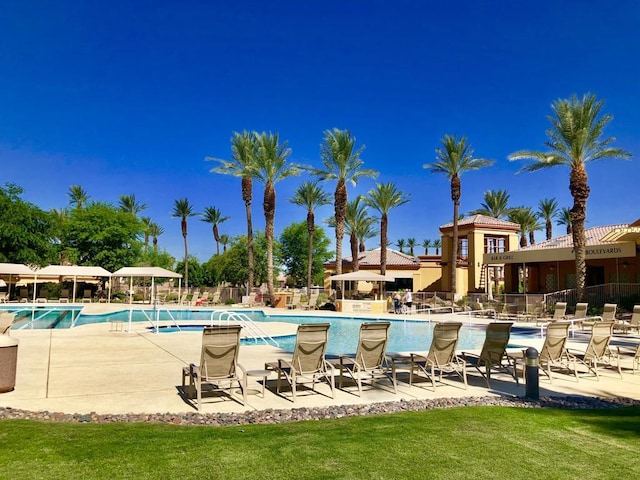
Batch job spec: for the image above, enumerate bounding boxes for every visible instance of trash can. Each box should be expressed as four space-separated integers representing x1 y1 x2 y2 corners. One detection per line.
0 335 19 393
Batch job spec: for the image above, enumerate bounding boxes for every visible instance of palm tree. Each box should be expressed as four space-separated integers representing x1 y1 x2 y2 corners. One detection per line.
433 238 442 255
148 222 164 251
557 207 573 235
201 206 230 255
290 180 331 293
469 189 512 218
396 238 406 254
406 238 416 256
252 131 299 303
421 239 432 255
68 185 89 210
356 216 377 253
141 216 152 251
172 198 197 288
219 233 230 252
209 131 257 295
508 207 541 247
424 135 494 300
345 196 373 271
509 93 631 301
364 182 410 275
308 129 378 277
118 194 147 215
538 198 559 240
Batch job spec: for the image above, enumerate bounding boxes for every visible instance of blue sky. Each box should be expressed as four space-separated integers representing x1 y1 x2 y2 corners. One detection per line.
2 1 639 263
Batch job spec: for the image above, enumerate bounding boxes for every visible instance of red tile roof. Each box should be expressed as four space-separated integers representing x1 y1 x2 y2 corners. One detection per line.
517 224 629 251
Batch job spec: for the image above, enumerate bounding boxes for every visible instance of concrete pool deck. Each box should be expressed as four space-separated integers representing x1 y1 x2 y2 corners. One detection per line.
2 306 640 415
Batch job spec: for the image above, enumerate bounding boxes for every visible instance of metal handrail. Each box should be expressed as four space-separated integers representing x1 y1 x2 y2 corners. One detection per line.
209 310 279 347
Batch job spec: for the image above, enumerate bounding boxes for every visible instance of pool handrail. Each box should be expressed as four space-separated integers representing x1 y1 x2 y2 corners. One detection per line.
209 310 279 347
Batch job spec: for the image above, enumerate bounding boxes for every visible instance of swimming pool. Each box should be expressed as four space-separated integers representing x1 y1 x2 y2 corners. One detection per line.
3 307 537 354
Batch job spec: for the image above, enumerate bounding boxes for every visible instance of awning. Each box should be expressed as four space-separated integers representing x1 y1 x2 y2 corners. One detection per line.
35 265 112 303
0 263 34 275
483 241 636 265
329 271 394 282
111 267 182 278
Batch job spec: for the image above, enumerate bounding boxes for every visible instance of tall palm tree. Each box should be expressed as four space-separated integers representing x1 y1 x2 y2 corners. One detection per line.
356 216 377 253
469 189 512 218
209 131 257 295
201 206 230 255
141 216 152 251
252 131 299 303
538 198 559 240
219 234 230 252
308 129 378 277
557 207 573 235
172 198 197 288
509 93 631 301
433 238 442 255
148 222 164 251
345 196 373 271
424 135 494 300
68 185 89 210
364 182 410 275
508 207 541 247
406 238 417 256
290 180 331 293
118 194 147 215
396 238 406 254
421 238 432 255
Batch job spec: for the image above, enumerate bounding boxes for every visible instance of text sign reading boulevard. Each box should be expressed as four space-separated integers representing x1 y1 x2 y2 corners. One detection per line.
482 242 636 264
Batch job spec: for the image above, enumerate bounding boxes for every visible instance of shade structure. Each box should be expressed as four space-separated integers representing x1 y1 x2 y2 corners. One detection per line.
329 271 394 282
35 265 112 303
111 267 183 332
0 263 35 300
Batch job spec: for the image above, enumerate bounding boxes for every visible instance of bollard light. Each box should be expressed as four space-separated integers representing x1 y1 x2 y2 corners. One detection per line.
525 347 539 400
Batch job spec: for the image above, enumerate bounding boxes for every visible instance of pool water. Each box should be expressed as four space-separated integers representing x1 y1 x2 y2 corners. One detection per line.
4 307 536 354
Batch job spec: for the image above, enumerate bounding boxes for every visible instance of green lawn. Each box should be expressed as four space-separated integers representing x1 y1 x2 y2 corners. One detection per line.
1 406 639 479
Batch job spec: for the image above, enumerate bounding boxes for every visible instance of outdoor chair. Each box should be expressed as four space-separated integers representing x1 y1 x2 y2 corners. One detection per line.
332 322 395 396
536 302 567 327
59 289 70 303
617 342 640 374
287 292 301 310
582 303 616 331
82 289 92 303
299 292 320 310
615 305 640 334
182 325 246 411
0 311 16 334
567 321 621 380
397 322 467 391
460 322 518 387
265 323 335 402
522 321 572 384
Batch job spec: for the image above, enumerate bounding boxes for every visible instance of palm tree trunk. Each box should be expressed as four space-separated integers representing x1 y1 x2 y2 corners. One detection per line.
570 165 590 301
546 219 552 241
264 183 276 304
380 214 388 275
450 175 460 304
306 210 315 293
242 176 254 296
334 180 347 276
350 232 359 271
213 225 220 255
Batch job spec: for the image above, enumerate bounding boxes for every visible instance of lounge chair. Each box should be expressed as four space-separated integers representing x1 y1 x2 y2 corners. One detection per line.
265 323 335 402
617 343 640 374
536 302 567 327
82 289 92 303
0 311 16 334
460 322 518 386
582 303 616 332
0 292 8 303
18 288 28 303
59 289 70 303
299 292 320 310
399 322 467 391
524 321 572 384
332 322 395 395
567 321 621 380
287 292 301 310
615 305 640 334
182 325 246 411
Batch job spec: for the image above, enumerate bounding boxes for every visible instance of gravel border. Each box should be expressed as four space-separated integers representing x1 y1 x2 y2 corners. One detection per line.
2 395 640 426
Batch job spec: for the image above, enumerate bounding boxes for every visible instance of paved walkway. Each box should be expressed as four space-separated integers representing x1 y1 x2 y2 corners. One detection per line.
2 307 639 415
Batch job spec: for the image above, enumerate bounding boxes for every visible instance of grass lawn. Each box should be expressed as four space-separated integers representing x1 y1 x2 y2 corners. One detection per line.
1 406 639 479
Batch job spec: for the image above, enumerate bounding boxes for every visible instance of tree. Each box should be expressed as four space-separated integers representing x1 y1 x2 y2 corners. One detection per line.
147 221 164 251
509 93 631 301
175 256 205 288
469 189 512 218
538 198 559 241
252 131 299 303
289 180 331 293
0 183 57 265
201 206 230 255
219 233 230 252
68 185 89 210
172 198 198 288
206 233 271 287
60 201 144 271
356 215 378 253
421 238 432 255
141 216 152 251
279 221 331 287
308 129 378 277
396 239 406 254
209 131 258 295
424 135 494 300
118 194 147 215
557 207 573 235
508 207 541 247
326 196 374 271
406 238 416 256
364 182 410 275
433 238 442 255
